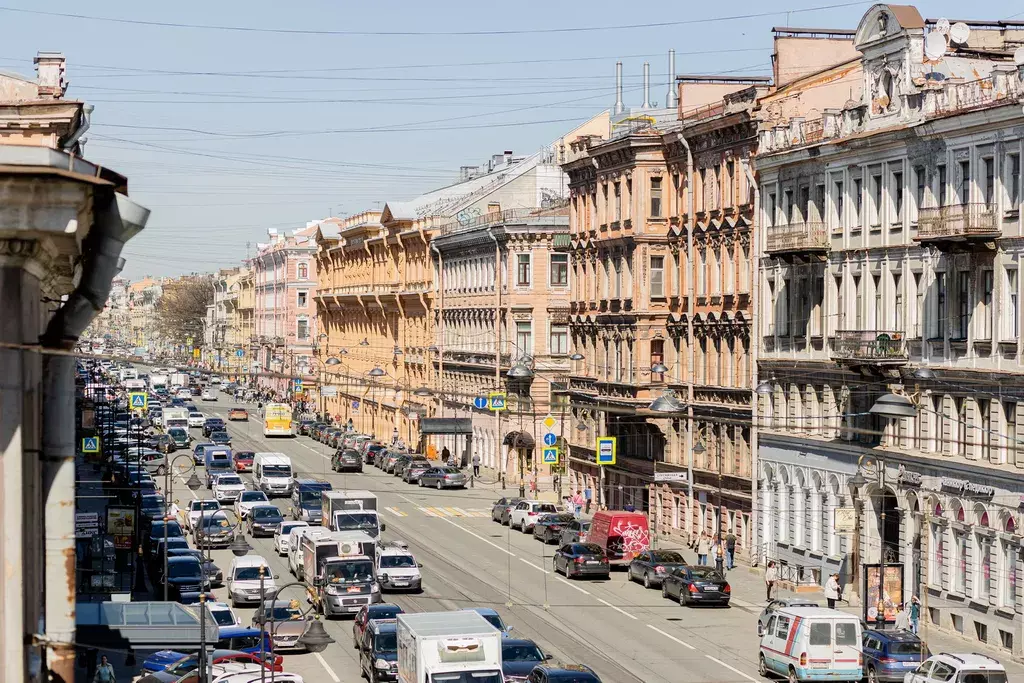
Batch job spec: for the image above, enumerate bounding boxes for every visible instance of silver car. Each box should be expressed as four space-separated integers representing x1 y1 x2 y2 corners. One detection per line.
418 467 466 489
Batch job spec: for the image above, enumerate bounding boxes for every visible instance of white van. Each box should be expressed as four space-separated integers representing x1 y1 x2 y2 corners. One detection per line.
288 526 333 580
758 607 862 682
253 452 293 497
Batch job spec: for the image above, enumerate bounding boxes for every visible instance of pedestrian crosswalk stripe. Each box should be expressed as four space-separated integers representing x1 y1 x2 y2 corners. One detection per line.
384 507 408 517
406 506 492 519
419 507 442 517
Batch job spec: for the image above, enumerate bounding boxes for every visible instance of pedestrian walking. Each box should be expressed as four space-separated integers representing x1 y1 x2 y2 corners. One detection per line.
909 596 920 634
572 490 584 517
894 603 911 631
584 486 593 514
765 561 779 601
471 453 481 478
825 573 841 609
696 532 710 565
725 532 736 570
93 655 116 683
441 446 451 466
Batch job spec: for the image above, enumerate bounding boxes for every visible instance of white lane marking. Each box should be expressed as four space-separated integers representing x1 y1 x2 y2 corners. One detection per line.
384 507 408 517
418 507 442 517
555 576 591 595
518 558 549 574
313 652 341 683
444 506 465 517
704 655 758 682
597 597 638 620
437 517 515 556
646 624 695 650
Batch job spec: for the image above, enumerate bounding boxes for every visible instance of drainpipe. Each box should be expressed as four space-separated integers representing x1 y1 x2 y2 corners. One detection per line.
430 242 445 455
61 104 93 155
487 227 502 478
677 133 695 540
743 158 761 566
39 192 149 682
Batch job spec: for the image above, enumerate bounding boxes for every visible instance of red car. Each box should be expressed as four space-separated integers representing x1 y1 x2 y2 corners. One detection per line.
233 451 254 472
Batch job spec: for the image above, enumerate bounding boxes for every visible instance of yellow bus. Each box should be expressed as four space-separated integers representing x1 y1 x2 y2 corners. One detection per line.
263 403 295 437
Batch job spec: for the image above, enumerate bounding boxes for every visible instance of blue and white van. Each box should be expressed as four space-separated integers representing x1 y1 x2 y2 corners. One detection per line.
758 606 862 681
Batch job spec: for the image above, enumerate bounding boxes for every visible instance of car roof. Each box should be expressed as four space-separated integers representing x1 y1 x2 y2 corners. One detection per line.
775 606 860 619
371 619 397 634
232 555 270 568
929 653 1005 669
378 546 413 557
864 629 920 643
167 555 201 564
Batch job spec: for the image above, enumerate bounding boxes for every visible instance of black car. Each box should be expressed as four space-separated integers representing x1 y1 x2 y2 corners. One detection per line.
627 550 688 589
524 663 601 683
202 418 226 437
552 543 609 579
661 566 731 606
532 513 577 544
155 556 207 603
359 618 398 683
501 639 551 681
146 537 190 575
194 512 236 549
248 505 285 537
166 548 223 587
331 448 363 473
298 419 316 436
352 603 404 650
208 430 232 447
364 443 385 465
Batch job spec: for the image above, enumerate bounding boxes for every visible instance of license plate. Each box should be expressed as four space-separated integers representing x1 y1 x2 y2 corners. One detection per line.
705 585 719 591
586 560 600 565
810 662 828 669
903 662 918 668
393 581 408 586
346 587 360 593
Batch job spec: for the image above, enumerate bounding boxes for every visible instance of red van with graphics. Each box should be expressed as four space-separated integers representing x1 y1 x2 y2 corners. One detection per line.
588 510 650 567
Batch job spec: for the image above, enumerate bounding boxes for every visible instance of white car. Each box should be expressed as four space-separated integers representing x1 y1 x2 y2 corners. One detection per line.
185 499 222 531
187 411 205 428
375 543 423 592
274 521 308 556
234 490 270 520
509 501 565 532
202 390 217 401
212 473 247 503
227 555 277 607
205 601 241 628
904 653 1006 683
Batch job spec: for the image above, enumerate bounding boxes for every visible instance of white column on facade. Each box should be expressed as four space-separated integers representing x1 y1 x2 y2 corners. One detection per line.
792 475 805 548
810 488 823 553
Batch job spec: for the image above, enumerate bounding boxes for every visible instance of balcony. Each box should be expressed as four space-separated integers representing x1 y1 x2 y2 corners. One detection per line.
831 330 907 366
915 203 1000 251
765 222 829 260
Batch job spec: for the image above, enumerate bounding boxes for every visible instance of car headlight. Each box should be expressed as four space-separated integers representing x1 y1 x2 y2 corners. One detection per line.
375 659 390 670
371 583 380 592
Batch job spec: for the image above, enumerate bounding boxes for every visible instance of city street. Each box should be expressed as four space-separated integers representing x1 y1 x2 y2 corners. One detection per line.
183 398 766 683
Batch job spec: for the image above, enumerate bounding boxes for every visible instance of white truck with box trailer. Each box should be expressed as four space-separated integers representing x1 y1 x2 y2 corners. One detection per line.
396 611 503 683
321 490 385 541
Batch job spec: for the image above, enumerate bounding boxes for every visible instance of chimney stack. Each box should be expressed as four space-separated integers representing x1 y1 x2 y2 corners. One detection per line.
641 61 652 109
665 49 678 108
34 51 67 99
613 61 625 115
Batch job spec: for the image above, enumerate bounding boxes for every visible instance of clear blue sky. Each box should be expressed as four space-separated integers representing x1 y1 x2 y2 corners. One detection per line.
0 0 1013 280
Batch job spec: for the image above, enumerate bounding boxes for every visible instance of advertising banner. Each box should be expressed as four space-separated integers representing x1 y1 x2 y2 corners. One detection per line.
864 563 904 624
107 508 135 550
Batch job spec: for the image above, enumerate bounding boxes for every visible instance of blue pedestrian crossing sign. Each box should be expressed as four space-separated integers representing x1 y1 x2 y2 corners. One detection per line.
543 432 557 447
596 436 617 465
488 392 507 411
81 437 100 453
129 392 147 411
473 396 488 410
542 447 559 464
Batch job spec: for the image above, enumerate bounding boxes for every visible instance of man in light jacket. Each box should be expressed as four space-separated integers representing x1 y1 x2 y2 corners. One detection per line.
825 573 841 609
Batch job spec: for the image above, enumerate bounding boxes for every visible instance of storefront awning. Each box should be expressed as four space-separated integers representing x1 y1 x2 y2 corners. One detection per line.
503 430 535 448
419 417 473 435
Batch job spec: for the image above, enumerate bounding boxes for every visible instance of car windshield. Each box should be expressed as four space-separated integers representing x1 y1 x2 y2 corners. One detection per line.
440 468 461 474
189 413 202 418
266 606 302 621
201 515 232 529
575 544 602 554
252 507 281 520
535 504 557 513
324 559 373 584
373 632 397 653
236 452 254 460
168 561 201 578
961 673 1007 683
216 476 243 486
263 465 291 476
193 501 220 511
210 610 235 627
234 566 265 580
335 512 378 531
169 429 186 438
211 433 229 442
502 644 543 661
298 490 324 505
479 614 505 631
547 674 599 683
650 551 685 563
241 492 268 502
380 555 416 569
888 641 926 656
141 497 164 512
688 568 724 581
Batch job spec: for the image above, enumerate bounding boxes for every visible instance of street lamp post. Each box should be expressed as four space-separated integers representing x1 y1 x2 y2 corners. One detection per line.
162 455 202 600
256 572 334 683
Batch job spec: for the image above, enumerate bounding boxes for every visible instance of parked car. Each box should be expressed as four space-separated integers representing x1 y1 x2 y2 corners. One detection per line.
559 519 591 546
509 501 561 532
250 599 311 651
627 550 688 589
228 408 249 422
661 566 730 606
589 510 651 567
532 513 577 544
757 597 820 636
759 607 862 682
331 448 363 473
206 602 241 628
418 467 466 490
362 443 385 465
903 653 1005 683
233 451 255 473
491 497 523 523
297 419 316 435
861 629 930 683
401 459 431 484
552 543 610 579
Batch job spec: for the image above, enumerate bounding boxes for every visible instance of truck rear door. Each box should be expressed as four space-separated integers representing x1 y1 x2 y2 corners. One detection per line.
831 619 860 674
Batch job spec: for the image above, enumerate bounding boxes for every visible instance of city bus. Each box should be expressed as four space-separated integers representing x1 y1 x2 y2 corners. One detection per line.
263 403 295 437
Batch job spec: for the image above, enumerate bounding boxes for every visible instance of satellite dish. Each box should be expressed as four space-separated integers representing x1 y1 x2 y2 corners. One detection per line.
924 33 947 61
934 18 951 35
949 22 970 45
1015 46 1024 66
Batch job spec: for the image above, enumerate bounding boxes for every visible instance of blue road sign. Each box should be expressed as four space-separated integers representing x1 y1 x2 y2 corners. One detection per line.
543 432 557 447
81 437 100 453
473 396 488 410
596 436 617 465
542 447 559 464
236 348 244 358
129 392 147 410
488 392 507 411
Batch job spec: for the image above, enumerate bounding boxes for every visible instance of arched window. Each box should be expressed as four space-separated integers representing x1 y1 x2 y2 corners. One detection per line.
297 262 308 280
1006 516 1017 534
956 505 966 523
934 502 944 517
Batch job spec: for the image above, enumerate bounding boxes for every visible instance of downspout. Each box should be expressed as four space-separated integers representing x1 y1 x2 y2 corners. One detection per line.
742 158 761 567
678 132 695 541
487 227 502 477
61 104 93 154
430 241 444 437
39 191 149 683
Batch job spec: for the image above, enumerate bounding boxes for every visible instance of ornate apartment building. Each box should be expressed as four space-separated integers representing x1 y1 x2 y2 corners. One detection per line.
756 4 1024 654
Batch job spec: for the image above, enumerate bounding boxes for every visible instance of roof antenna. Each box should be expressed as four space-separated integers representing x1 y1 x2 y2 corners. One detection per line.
613 61 625 115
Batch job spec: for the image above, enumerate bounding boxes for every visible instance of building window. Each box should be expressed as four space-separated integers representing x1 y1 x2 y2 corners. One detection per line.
516 253 531 286
832 177 844 230
650 255 665 299
957 270 970 340
934 271 947 339
799 185 810 222
914 165 926 214
983 157 995 207
549 254 568 287
650 177 663 218
1008 152 1021 209
614 257 622 298
1006 401 1018 465
783 188 794 223
297 290 308 308
938 164 948 206
297 262 308 280
515 321 533 357
1007 270 1019 339
958 159 971 206
853 177 864 228
871 173 883 227
980 270 993 339
954 529 968 594
296 317 309 340
613 182 621 222
549 324 568 355
766 192 777 228
1000 536 1017 608
892 169 904 223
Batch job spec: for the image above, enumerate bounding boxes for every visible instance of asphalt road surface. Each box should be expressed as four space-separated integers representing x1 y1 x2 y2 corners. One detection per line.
174 396 765 683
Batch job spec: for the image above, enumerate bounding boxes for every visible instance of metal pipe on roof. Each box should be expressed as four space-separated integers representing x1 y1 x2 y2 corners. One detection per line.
641 61 652 109
665 50 678 108
613 61 625 115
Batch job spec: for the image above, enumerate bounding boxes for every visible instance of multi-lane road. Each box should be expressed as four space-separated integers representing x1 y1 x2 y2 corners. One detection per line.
179 397 766 683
